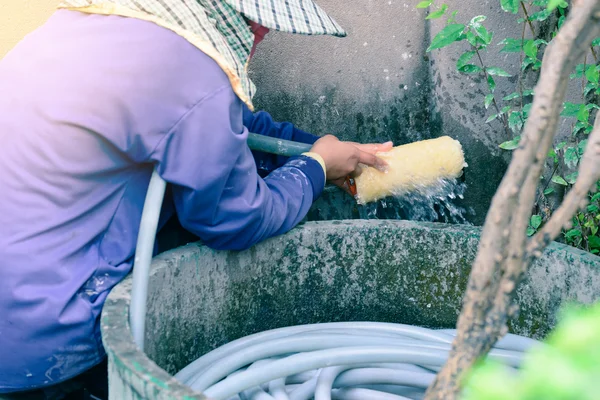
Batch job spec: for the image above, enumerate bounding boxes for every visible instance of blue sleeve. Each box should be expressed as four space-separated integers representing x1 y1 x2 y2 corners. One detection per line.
151 86 325 251
242 104 320 176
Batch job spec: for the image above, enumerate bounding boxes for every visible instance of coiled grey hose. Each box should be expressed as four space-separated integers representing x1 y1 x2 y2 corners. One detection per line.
131 142 541 399
172 323 540 400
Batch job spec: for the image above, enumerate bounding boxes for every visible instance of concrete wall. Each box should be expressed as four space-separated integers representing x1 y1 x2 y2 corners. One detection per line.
248 0 579 225
0 1 57 58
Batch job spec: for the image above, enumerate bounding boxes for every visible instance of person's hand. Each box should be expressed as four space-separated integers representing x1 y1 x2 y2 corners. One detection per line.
309 135 391 182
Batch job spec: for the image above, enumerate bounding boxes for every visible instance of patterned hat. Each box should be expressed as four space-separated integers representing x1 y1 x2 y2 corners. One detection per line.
58 0 347 109
224 0 346 37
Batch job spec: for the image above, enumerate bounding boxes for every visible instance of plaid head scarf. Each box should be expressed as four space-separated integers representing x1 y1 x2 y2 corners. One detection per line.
57 0 346 109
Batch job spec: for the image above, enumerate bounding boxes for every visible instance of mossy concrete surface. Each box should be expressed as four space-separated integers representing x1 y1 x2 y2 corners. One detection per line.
102 220 600 399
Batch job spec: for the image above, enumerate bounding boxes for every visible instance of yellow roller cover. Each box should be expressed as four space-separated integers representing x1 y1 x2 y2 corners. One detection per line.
354 136 466 204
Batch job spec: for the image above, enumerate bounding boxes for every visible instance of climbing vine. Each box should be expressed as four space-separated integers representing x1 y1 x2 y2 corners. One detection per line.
417 0 600 253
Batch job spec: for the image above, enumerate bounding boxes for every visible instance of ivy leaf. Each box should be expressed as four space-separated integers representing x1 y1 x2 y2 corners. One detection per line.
565 172 579 185
501 0 519 14
564 146 579 169
484 94 494 109
456 51 476 69
523 40 538 59
426 4 448 19
544 187 555 195
499 136 520 150
530 215 543 230
416 0 433 8
427 24 465 51
552 175 568 186
487 75 496 92
487 67 511 77
459 64 483 73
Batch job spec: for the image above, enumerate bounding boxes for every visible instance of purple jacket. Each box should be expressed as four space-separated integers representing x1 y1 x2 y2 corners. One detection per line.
0 10 324 392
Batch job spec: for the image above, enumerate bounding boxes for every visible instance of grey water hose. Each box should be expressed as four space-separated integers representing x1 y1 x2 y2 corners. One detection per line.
129 133 312 350
129 133 540 400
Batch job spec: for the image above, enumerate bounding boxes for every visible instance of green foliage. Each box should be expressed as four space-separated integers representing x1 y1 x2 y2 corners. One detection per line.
463 302 600 400
417 0 600 257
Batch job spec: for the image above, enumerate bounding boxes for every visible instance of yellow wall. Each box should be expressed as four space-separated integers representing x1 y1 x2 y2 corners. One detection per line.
0 1 58 58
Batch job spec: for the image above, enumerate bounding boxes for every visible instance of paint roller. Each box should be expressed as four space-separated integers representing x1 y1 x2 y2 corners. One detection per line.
246 133 466 204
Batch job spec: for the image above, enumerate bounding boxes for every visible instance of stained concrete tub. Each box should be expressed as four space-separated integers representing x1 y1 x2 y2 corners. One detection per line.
101 220 600 399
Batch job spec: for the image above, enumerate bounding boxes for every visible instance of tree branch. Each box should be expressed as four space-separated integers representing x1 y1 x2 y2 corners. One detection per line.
424 2 600 399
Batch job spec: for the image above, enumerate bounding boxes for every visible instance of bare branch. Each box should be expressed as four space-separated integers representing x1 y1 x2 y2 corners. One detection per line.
424 2 600 399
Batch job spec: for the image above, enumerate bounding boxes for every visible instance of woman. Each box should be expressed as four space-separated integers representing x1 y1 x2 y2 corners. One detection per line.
0 0 390 398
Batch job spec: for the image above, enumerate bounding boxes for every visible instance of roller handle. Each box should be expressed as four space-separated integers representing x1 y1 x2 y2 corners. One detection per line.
246 132 312 156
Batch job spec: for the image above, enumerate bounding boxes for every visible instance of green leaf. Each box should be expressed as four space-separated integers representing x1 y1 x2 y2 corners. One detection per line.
501 105 511 113
526 227 536 237
588 204 599 213
416 0 433 8
484 94 494 109
561 102 582 117
548 0 568 11
523 89 534 96
501 0 519 14
548 148 558 163
544 187 555 195
584 82 597 97
565 229 582 239
486 76 496 93
487 66 511 77
586 65 600 84
486 113 500 123
564 146 579 169
427 24 465 51
592 37 600 47
498 38 523 53
577 105 590 123
530 215 542 230
503 92 520 101
523 40 538 59
552 175 568 186
499 136 520 150
426 4 448 19
456 51 476 69
557 15 565 30
508 111 523 132
528 9 552 22
475 25 493 45
469 15 487 28
591 192 600 203
578 139 588 155
522 57 536 71
571 64 587 79
522 102 532 118
447 10 459 24
565 172 579 185
556 141 567 150
466 30 478 47
459 64 482 73
588 235 600 249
